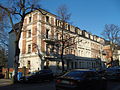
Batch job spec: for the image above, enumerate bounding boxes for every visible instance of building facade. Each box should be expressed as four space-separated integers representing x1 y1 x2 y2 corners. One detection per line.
8 9 105 73
102 44 120 67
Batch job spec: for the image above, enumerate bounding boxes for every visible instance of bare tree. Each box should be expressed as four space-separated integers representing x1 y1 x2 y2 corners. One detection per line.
33 43 46 69
0 7 9 68
0 0 44 83
56 5 77 72
101 24 120 65
0 8 9 47
102 24 120 52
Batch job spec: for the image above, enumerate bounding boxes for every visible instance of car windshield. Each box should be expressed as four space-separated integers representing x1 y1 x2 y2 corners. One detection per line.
64 71 84 77
30 72 37 75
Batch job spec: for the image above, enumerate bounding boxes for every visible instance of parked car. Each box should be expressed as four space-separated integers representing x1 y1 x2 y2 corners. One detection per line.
105 67 120 81
19 69 53 83
55 69 107 90
0 73 4 79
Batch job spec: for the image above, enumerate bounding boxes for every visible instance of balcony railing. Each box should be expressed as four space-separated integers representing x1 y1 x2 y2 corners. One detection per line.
42 34 58 44
44 51 59 60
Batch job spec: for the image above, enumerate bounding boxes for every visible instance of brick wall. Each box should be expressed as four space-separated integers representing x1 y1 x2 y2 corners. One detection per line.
32 23 37 52
41 15 46 52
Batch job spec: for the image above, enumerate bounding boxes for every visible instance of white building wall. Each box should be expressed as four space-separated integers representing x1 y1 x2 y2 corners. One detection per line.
19 10 57 72
19 55 40 72
77 36 91 58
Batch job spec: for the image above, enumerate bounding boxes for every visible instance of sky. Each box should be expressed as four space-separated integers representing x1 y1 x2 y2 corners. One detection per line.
40 0 120 37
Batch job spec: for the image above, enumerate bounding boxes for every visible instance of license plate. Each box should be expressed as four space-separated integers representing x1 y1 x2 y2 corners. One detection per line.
61 80 69 84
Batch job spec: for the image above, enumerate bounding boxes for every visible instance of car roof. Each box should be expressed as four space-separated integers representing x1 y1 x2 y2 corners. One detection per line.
71 69 96 72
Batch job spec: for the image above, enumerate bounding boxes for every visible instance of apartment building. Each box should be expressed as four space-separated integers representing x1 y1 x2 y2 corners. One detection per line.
103 44 120 67
8 9 105 73
74 30 105 69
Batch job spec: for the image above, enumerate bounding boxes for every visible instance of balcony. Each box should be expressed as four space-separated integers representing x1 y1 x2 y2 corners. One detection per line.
44 52 60 61
42 35 58 44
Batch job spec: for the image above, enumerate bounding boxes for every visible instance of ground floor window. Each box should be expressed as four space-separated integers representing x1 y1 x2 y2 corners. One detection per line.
75 62 77 69
27 60 31 70
71 62 74 69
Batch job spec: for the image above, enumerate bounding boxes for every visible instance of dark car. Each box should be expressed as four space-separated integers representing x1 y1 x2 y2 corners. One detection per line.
0 73 4 79
55 69 107 90
19 69 53 83
105 67 120 81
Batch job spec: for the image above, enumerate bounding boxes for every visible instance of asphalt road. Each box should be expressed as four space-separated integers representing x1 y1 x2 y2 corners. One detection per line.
0 80 55 90
107 81 120 90
0 79 12 87
0 79 120 90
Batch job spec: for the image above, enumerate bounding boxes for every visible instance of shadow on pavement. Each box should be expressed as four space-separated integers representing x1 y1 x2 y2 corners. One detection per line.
0 80 55 90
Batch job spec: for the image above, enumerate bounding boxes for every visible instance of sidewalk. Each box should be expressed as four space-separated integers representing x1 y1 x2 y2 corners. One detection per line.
0 79 13 87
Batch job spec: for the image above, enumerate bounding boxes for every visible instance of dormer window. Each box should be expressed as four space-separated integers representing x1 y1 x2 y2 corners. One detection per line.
75 28 78 34
29 17 31 23
46 16 49 23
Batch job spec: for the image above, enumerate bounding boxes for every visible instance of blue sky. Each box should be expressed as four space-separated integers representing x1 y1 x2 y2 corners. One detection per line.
41 0 120 37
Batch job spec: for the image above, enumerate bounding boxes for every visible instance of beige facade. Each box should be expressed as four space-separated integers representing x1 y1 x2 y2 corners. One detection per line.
19 9 105 72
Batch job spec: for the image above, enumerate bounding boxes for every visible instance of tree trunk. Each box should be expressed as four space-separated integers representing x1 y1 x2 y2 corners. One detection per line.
13 21 23 83
13 41 20 83
61 47 65 72
61 22 65 72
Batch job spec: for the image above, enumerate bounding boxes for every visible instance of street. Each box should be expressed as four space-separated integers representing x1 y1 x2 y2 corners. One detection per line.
0 80 55 90
0 79 12 87
107 81 120 90
0 79 120 90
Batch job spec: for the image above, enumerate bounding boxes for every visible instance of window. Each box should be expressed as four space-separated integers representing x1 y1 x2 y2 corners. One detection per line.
46 44 49 55
64 71 84 77
75 62 77 69
75 28 78 34
71 62 74 69
28 29 31 38
28 44 31 53
68 25 70 31
46 16 49 23
56 33 59 40
79 62 81 68
27 61 31 69
29 17 31 23
46 29 49 38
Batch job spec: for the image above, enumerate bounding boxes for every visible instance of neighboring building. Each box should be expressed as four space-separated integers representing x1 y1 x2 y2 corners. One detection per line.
102 45 113 67
8 30 16 68
118 50 120 65
9 9 105 73
113 46 120 66
0 46 7 67
70 30 105 70
102 44 120 67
